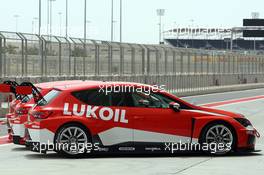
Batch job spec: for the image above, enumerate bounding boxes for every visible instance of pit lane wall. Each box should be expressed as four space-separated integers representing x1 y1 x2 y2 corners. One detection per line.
1 74 264 117
1 73 264 94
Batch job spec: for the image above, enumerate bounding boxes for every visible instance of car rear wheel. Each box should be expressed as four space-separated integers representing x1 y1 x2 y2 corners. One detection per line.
55 124 91 157
201 123 235 155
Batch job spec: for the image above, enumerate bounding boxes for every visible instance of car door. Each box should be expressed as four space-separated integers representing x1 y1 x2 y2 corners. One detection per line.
131 91 194 146
71 88 135 148
93 90 136 149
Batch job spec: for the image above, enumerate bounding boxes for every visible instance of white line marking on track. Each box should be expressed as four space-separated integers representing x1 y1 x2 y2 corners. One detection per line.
205 97 264 107
200 95 264 107
182 88 264 98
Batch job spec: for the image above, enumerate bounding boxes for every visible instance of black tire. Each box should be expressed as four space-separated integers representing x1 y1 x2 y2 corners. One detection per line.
199 121 236 155
54 123 92 158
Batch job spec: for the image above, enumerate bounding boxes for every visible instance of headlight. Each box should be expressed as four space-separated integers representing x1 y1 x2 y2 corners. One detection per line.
234 118 252 128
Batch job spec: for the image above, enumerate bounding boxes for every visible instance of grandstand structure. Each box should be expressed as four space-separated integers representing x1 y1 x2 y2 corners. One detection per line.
164 27 264 50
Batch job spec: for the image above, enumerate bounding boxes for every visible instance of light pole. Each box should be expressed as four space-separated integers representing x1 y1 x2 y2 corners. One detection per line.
47 0 50 35
113 20 117 41
119 0 122 43
190 19 194 47
13 14 20 33
32 20 35 34
84 0 87 42
86 20 91 38
39 0 41 35
32 17 38 34
66 0 68 38
49 0 56 36
111 0 114 42
58 12 62 36
156 9 165 44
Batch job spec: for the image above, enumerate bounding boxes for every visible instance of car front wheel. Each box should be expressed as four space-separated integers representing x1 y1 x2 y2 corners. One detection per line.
200 123 235 155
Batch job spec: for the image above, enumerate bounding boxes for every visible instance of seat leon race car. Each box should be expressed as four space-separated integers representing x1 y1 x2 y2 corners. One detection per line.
23 81 259 157
9 80 83 145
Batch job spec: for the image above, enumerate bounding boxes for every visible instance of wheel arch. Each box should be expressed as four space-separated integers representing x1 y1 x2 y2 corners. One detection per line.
198 119 238 148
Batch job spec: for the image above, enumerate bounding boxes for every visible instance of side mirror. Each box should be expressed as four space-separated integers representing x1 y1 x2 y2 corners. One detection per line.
16 86 33 95
138 99 150 107
169 102 180 112
0 84 11 93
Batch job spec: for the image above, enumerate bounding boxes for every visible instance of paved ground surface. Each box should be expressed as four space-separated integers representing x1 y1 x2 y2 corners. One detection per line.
0 89 264 175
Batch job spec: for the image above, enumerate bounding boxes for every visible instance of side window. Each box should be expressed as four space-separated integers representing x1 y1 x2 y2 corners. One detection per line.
72 89 110 106
150 93 174 108
131 92 191 109
110 92 134 107
131 92 169 108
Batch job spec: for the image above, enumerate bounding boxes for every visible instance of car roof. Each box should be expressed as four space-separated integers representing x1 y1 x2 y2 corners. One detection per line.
35 80 83 89
53 81 147 92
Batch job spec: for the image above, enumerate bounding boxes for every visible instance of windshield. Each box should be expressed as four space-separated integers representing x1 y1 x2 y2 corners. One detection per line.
37 90 60 106
21 94 33 103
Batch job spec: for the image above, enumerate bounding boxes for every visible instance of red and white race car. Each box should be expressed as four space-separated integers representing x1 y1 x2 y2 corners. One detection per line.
9 80 83 145
0 81 23 140
19 81 259 157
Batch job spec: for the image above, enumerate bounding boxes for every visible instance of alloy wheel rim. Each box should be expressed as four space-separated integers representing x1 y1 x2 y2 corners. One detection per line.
58 127 88 155
205 125 233 154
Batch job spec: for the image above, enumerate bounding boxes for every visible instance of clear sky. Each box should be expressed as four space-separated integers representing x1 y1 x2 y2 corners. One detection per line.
0 0 263 44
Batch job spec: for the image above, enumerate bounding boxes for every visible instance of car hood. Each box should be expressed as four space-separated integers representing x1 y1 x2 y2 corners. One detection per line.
191 106 244 119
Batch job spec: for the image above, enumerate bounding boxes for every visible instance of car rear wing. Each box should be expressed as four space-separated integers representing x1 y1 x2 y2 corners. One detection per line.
0 81 21 100
16 82 46 104
0 84 11 93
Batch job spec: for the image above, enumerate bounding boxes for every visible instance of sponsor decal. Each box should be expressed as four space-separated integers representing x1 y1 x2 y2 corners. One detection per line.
97 147 109 152
145 147 162 152
118 147 135 151
63 103 128 123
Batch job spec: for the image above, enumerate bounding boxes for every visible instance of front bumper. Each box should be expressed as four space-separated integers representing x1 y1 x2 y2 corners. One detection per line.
237 127 259 150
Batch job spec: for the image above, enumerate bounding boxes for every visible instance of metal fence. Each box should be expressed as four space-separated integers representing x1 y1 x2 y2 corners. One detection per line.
1 31 264 93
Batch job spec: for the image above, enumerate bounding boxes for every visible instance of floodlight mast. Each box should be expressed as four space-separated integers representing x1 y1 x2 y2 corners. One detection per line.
157 9 165 44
